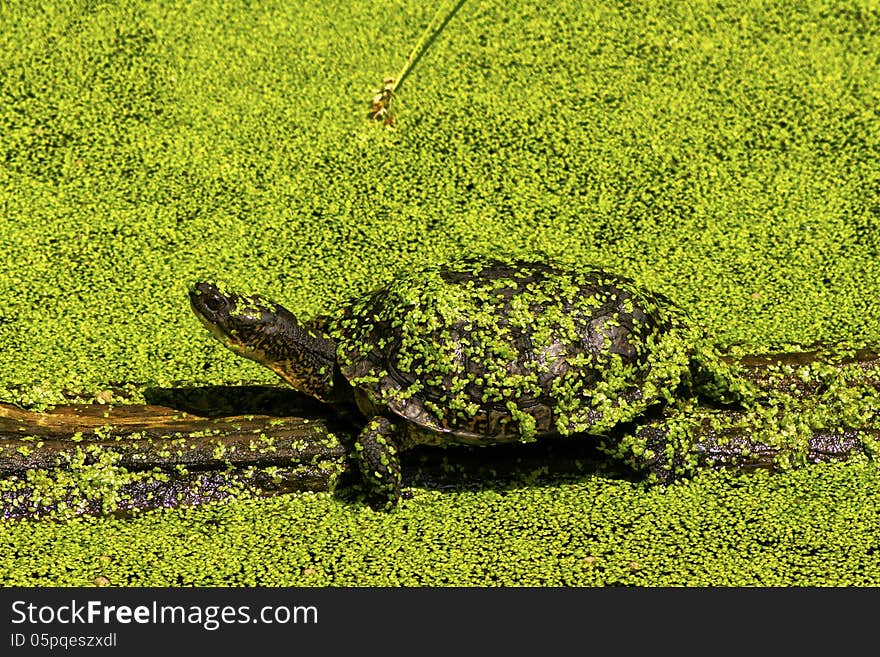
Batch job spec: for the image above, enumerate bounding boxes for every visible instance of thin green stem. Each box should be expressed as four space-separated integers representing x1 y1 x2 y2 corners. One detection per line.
392 0 468 93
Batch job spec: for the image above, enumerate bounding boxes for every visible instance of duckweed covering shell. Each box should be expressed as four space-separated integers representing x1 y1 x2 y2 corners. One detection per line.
333 259 721 441
1 0 880 585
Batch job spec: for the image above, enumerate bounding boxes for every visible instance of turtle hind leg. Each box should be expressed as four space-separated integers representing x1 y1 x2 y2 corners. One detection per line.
355 416 403 510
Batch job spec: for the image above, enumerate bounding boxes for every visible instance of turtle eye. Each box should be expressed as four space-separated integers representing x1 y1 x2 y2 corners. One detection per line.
203 293 227 313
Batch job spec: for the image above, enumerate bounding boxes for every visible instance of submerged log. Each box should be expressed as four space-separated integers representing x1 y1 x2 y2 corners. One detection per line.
728 346 880 398
0 389 350 519
0 346 877 518
0 411 345 474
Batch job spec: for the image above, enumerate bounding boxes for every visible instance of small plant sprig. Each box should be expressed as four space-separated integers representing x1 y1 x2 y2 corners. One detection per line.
368 0 467 126
369 78 397 125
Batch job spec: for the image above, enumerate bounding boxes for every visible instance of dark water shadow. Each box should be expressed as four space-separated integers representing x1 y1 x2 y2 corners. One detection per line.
398 438 638 495
144 384 329 419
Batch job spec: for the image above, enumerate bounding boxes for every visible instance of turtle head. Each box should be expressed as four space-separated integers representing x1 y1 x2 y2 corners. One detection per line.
189 282 337 403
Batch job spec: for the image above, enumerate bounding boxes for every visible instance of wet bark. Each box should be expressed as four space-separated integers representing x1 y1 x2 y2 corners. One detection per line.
0 403 345 474
727 346 880 397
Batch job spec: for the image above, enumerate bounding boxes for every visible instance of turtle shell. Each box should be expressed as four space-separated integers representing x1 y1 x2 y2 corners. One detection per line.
330 260 702 446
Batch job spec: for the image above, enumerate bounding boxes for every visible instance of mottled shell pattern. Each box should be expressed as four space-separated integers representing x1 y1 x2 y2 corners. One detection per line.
330 259 707 447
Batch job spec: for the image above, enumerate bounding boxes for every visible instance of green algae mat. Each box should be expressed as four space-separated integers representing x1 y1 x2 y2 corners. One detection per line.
2 0 880 585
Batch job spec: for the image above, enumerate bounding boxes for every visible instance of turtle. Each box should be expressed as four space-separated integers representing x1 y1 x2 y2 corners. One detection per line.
189 258 753 508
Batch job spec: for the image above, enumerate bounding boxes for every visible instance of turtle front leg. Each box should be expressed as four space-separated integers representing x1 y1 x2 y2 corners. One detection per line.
355 416 403 509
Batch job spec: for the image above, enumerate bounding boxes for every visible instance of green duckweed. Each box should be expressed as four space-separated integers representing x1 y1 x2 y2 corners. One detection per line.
1 0 879 585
